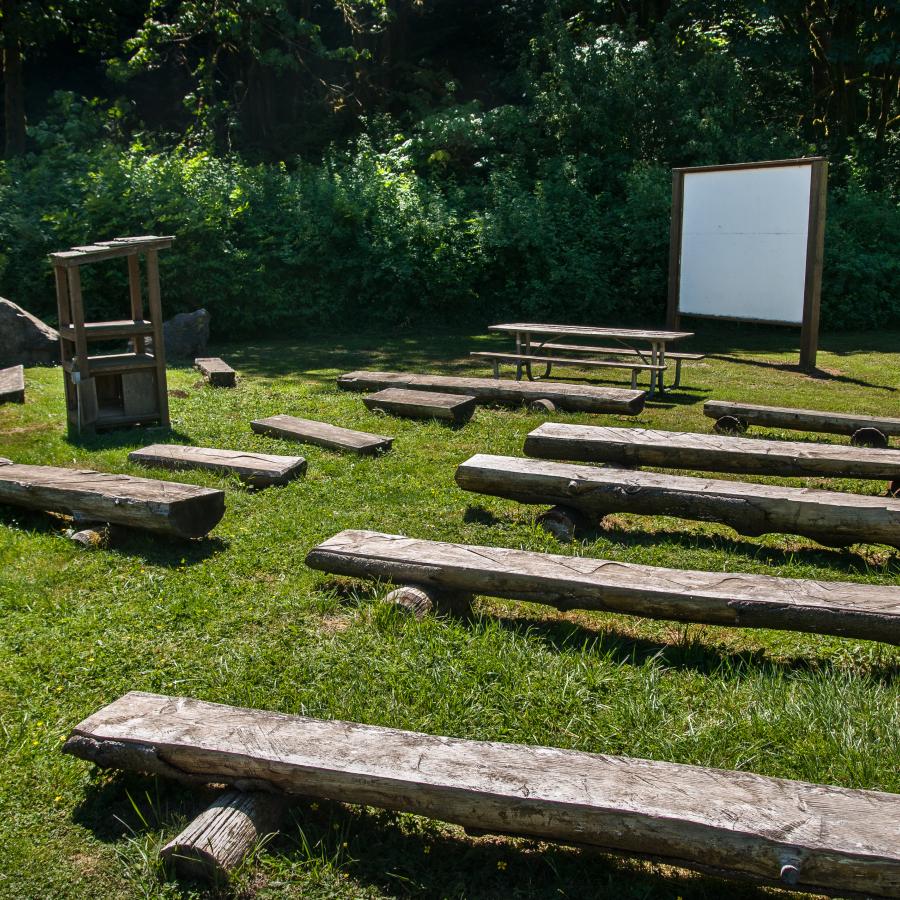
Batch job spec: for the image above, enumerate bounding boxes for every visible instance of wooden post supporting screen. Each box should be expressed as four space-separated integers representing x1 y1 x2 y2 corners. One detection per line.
666 158 827 370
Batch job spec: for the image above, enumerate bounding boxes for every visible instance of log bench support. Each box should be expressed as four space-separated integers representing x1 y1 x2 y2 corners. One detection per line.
160 790 285 882
63 691 900 896
383 584 473 619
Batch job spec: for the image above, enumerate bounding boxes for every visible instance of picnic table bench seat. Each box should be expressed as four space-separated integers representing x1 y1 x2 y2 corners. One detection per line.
470 350 665 392
538 343 705 388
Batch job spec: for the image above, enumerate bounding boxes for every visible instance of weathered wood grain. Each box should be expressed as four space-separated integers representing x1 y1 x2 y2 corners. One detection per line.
251 415 392 455
704 400 900 439
0 463 224 538
337 371 646 414
129 444 306 489
63 691 900 896
194 357 236 388
524 423 900 481
160 790 285 881
306 530 900 643
455 454 900 549
0 365 25 404
363 388 476 424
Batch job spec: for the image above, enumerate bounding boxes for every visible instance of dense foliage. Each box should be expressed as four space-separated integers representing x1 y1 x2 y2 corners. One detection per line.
1 2 897 331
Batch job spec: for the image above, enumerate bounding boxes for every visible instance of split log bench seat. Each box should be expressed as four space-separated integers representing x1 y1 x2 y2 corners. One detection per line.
63 691 900 896
306 529 900 643
338 370 646 414
455 454 900 550
0 364 25 404
195 357 236 388
470 350 665 393
129 444 307 489
536 343 704 389
524 423 900 483
704 400 900 448
0 459 224 538
251 414 392 456
363 388 476 424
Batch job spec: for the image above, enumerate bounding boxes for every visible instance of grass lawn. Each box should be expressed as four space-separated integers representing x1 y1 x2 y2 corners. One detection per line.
1 322 898 899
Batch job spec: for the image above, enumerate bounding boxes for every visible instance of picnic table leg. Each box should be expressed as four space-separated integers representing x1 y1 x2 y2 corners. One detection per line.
646 343 657 398
655 341 666 394
672 358 683 389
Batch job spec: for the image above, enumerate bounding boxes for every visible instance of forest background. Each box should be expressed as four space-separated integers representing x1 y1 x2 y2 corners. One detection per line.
0 0 897 336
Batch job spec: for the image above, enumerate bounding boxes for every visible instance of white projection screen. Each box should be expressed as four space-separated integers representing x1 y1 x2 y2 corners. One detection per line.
667 158 827 369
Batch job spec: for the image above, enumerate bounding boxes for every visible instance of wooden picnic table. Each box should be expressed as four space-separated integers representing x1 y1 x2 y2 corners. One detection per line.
486 323 695 394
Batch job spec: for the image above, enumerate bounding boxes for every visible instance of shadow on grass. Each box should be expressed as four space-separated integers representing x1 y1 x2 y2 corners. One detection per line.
705 354 897 393
485 611 899 685
582 521 900 576
0 506 226 565
71 774 784 900
64 424 194 451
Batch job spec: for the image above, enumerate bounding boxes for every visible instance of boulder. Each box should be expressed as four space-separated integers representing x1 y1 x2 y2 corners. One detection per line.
0 298 59 367
148 308 210 360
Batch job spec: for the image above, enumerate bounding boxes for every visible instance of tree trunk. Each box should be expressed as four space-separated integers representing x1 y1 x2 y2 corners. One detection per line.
2 0 27 157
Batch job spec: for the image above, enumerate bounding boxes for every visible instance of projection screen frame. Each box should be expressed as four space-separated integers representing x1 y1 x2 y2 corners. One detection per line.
666 157 827 370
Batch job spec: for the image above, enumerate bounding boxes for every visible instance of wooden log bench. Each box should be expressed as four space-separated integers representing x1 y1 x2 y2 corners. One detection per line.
524 423 900 483
63 690 900 896
0 460 224 538
537 343 705 389
129 444 307 489
455 454 900 550
704 400 900 448
337 371 646 414
469 350 665 394
363 388 476 424
306 529 900 643
251 414 392 456
195 357 236 388
0 364 25 404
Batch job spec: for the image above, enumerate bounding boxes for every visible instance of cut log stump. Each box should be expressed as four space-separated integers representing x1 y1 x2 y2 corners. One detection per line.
251 415 392 456
456 454 900 550
363 388 476 424
129 444 306 489
194 357 236 388
524 423 900 481
337 370 645 414
529 399 557 414
0 462 224 538
852 427 889 449
0 365 25 404
64 691 900 897
306 530 900 643
384 585 473 618
160 789 285 882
